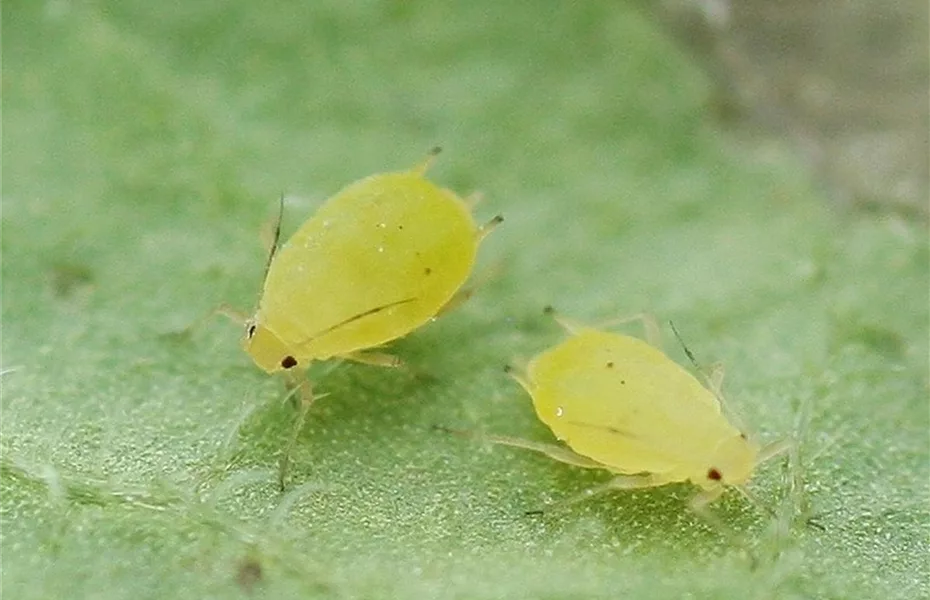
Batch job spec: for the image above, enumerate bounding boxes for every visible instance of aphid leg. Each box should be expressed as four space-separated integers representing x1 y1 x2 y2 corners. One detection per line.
732 484 776 518
464 190 485 210
166 303 249 340
689 487 759 563
707 361 726 397
435 425 605 469
342 350 404 368
532 473 663 515
543 307 661 347
278 372 318 491
476 214 504 243
757 438 792 465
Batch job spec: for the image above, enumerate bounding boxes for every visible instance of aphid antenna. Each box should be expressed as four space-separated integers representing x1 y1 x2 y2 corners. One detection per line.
257 193 286 304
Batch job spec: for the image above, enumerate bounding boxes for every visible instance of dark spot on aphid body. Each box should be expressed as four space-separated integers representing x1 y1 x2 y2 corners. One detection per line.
620 380 626 385
424 267 432 275
246 324 257 339
281 355 298 369
398 224 404 230
707 467 722 481
606 361 615 368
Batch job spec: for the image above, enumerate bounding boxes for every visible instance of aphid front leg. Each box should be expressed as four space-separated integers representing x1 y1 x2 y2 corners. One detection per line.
756 438 791 465
689 485 726 512
278 372 318 491
166 303 249 340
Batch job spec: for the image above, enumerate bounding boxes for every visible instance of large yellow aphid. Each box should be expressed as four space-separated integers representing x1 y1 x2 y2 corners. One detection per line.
455 311 785 512
243 148 501 487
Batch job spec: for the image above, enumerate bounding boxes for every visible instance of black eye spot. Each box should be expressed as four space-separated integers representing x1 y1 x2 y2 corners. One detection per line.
424 267 432 275
281 356 297 369
707 468 722 481
620 380 626 385
398 224 404 230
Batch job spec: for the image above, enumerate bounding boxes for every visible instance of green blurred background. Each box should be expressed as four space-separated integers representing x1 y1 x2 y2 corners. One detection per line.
3 1 927 598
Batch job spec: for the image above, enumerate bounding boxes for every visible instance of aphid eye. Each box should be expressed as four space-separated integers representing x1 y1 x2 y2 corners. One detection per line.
739 432 748 440
707 468 722 481
281 355 298 369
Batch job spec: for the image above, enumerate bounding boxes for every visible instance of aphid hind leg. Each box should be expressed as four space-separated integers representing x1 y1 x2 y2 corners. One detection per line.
342 350 404 368
435 426 605 469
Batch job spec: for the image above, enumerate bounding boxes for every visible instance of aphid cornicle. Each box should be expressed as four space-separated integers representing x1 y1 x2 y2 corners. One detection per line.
244 148 501 487
456 311 785 512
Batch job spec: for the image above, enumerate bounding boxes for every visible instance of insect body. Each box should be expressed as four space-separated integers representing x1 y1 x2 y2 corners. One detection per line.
520 327 758 504
243 149 500 487
245 152 496 372
467 314 784 510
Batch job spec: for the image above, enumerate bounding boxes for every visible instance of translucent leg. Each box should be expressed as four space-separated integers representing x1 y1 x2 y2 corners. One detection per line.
529 473 663 515
543 307 661 348
342 350 404 368
434 426 604 469
757 438 792 465
278 372 317 491
164 303 247 340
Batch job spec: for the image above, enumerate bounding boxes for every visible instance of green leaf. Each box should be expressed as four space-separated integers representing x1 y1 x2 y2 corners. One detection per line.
3 2 927 599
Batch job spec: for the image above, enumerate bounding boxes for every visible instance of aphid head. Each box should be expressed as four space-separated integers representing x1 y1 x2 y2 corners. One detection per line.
701 433 760 489
242 317 298 374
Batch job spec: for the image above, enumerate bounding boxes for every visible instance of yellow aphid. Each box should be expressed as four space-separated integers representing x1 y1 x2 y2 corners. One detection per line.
472 312 784 510
243 148 500 486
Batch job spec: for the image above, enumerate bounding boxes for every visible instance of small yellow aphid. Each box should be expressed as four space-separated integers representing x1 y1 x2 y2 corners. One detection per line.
467 310 785 511
243 148 501 486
